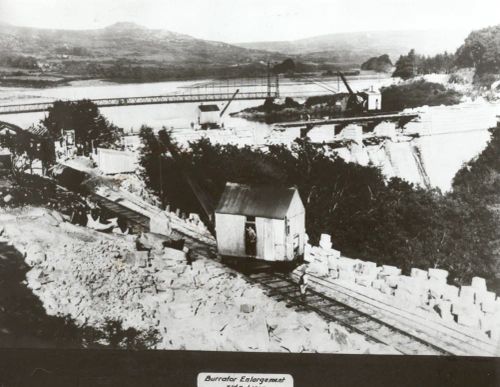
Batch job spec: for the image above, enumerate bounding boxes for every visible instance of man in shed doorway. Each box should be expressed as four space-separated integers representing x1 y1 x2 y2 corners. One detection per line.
245 222 257 256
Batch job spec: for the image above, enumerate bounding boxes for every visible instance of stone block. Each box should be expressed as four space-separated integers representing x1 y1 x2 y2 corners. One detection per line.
240 304 255 313
442 284 459 301
372 279 384 290
327 256 339 270
428 268 449 282
380 282 394 295
163 247 186 262
381 265 401 276
329 269 339 280
355 276 372 287
410 268 428 280
428 280 447 299
452 300 476 316
385 275 399 288
308 261 329 277
476 291 496 313
337 257 357 272
471 277 487 293
319 234 332 250
436 300 452 315
460 286 476 304
357 261 377 275
337 270 355 282
456 311 481 329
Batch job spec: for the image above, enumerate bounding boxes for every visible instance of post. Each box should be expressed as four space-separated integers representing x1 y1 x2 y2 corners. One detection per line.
159 153 164 209
267 61 272 97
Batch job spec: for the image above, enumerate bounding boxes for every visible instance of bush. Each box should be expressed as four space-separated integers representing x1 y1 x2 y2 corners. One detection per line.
381 80 462 111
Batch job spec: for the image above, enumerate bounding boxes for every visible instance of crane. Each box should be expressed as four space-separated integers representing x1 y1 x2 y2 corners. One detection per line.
220 89 240 117
337 71 366 113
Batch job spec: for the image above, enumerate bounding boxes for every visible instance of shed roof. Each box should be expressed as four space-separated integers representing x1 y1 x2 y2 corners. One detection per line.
198 104 220 112
215 182 298 219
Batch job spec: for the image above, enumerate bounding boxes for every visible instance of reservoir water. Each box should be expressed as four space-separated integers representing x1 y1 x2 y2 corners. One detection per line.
0 74 498 192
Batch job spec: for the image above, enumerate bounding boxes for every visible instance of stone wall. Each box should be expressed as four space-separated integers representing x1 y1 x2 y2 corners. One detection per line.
297 233 500 342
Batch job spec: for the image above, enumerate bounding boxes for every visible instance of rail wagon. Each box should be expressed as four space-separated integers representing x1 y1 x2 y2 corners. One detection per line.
215 182 306 263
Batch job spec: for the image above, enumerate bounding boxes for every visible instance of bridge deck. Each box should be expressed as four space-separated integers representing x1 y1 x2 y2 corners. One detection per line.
275 112 420 128
0 91 277 115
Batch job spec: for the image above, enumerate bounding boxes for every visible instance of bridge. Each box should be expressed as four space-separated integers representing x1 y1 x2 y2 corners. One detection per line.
275 112 420 137
0 76 280 115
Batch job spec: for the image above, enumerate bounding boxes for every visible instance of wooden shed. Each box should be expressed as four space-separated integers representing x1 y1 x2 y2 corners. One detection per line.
215 182 306 262
197 104 220 127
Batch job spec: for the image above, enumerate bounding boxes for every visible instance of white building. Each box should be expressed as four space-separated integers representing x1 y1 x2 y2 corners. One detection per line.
215 182 306 262
198 104 220 127
365 89 382 110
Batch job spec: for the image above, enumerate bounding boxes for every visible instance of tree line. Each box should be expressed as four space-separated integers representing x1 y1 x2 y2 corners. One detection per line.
392 24 500 84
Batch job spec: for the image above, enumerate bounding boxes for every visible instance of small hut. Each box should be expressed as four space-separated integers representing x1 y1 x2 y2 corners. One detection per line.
215 182 306 262
197 104 220 128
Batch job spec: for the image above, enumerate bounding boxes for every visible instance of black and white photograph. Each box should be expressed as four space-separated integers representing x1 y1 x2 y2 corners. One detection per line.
0 0 499 384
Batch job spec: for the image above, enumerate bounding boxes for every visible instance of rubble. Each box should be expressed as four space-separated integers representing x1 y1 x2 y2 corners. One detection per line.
1 206 390 354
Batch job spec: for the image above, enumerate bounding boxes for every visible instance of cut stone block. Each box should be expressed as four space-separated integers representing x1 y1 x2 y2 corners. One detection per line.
372 279 384 290
441 284 459 301
337 257 357 272
459 286 476 304
163 247 187 262
457 311 480 328
319 234 332 250
380 282 393 295
471 277 487 293
428 268 448 282
240 304 255 313
385 275 399 288
428 280 447 299
355 276 372 287
337 270 355 282
381 265 401 276
308 262 329 277
410 268 428 280
327 256 339 270
452 300 477 316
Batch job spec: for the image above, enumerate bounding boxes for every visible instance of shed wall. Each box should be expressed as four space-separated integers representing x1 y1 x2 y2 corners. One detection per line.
256 217 285 261
215 213 246 256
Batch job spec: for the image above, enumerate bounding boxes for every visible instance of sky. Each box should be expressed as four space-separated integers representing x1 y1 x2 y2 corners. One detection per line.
1 0 499 43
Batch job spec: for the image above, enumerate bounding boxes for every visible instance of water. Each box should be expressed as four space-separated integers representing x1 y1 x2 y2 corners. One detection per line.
0 75 498 191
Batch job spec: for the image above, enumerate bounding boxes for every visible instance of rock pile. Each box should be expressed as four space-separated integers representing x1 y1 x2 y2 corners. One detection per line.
300 233 500 342
1 207 391 354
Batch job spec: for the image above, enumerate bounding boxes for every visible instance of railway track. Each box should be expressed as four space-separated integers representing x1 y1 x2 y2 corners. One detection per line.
91 191 494 356
240 270 449 355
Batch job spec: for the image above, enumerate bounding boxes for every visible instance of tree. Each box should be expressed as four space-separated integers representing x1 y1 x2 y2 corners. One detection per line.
273 58 296 74
42 100 122 154
392 49 417 79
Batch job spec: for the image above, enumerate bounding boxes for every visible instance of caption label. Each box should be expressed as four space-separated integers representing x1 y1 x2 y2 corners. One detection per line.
198 373 293 387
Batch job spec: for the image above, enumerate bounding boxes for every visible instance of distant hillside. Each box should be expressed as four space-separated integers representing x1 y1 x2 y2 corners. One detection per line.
0 22 286 84
238 29 469 62
0 22 280 64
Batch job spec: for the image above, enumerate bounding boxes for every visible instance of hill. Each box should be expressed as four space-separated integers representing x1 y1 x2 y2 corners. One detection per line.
238 29 468 63
0 22 281 64
0 22 285 84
